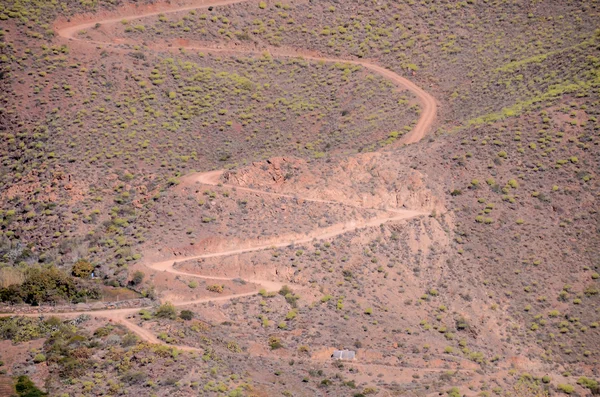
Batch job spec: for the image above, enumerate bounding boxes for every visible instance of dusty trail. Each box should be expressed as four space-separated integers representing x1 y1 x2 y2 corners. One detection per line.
2 0 441 371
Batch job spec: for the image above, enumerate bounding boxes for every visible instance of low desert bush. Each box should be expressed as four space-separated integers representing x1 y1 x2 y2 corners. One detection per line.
155 302 177 319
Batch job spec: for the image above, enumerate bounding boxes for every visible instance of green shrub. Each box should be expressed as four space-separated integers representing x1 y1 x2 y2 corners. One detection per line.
33 353 46 363
139 309 152 320
180 310 194 321
71 259 94 278
206 284 224 293
447 387 461 397
155 302 177 319
577 377 599 393
94 325 113 337
557 384 574 394
279 285 292 296
0 266 99 305
285 293 299 307
268 336 282 349
16 375 46 396
320 295 332 303
130 271 145 286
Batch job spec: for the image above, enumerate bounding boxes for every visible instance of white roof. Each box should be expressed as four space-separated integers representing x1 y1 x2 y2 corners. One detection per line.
332 350 355 360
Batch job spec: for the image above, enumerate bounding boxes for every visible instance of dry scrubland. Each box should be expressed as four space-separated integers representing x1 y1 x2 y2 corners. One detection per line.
0 0 600 396
113 0 598 123
1 0 418 290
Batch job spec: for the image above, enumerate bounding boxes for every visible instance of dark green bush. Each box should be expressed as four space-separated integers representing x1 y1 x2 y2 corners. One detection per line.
279 285 292 296
130 271 145 286
155 302 177 319
0 266 99 305
16 375 47 396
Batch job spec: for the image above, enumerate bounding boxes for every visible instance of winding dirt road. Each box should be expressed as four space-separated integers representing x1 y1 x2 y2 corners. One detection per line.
4 0 442 371
56 0 437 144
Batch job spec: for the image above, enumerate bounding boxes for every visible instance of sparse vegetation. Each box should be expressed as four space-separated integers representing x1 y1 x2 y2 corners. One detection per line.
0 0 598 395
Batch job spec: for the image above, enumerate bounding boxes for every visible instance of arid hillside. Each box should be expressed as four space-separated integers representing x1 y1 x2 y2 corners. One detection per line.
0 0 599 396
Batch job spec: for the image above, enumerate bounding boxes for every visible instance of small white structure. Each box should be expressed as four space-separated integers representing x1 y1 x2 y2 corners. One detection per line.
332 350 355 360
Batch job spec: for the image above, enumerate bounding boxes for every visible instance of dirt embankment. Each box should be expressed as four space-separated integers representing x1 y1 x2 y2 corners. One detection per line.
220 155 445 214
